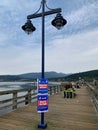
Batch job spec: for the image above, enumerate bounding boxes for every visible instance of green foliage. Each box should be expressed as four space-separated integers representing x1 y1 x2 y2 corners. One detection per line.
0 70 98 82
64 70 98 82
50 70 98 82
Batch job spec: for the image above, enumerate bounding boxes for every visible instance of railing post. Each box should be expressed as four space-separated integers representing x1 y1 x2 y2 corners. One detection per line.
28 89 32 103
50 86 52 95
53 86 55 94
25 89 31 105
60 85 63 91
57 86 59 93
56 86 57 93
13 91 17 110
33 89 36 96
59 85 61 92
55 86 57 93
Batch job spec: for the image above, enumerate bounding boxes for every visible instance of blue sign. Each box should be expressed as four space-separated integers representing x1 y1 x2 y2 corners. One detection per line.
37 78 48 94
37 95 48 112
37 78 48 112
38 95 48 100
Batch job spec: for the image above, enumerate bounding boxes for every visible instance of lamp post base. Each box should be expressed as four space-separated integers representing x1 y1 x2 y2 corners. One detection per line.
38 123 47 129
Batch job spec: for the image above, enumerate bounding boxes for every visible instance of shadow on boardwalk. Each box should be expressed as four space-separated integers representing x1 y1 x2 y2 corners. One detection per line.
0 86 98 130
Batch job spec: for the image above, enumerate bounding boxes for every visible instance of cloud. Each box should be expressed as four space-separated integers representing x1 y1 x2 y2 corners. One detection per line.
45 29 98 73
44 0 98 45
0 43 41 74
0 0 98 74
65 0 98 34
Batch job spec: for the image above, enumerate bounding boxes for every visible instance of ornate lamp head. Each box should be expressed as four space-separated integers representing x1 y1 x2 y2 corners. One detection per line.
51 13 67 30
22 19 36 34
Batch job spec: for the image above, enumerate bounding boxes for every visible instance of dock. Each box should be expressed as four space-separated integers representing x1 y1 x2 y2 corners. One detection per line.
0 85 98 130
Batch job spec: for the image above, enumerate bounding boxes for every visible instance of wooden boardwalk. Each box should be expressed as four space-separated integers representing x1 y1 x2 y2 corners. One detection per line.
0 85 98 130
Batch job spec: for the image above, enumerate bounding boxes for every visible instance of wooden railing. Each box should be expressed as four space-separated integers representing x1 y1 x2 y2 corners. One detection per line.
0 85 63 115
86 83 98 111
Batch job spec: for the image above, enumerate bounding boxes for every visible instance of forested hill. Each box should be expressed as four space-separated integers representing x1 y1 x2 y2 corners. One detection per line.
0 71 67 81
63 70 98 81
0 70 98 81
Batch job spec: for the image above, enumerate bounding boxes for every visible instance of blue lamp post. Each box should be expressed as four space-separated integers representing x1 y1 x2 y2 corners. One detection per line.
22 0 67 129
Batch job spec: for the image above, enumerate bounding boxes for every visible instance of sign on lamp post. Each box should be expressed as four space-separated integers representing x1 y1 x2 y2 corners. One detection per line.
37 78 48 113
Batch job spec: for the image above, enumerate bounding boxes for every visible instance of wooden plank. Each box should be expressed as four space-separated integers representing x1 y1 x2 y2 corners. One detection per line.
0 88 34 95
0 103 12 110
0 85 98 130
0 98 12 104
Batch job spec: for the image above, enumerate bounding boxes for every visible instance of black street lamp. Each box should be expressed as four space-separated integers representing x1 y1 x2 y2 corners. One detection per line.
22 0 67 129
22 19 36 34
51 13 67 29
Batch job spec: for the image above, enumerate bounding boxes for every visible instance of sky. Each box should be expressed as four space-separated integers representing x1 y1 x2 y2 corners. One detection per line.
0 0 98 75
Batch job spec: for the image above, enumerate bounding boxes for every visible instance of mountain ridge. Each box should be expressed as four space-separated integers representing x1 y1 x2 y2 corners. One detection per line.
0 70 98 81
63 69 98 81
19 71 68 79
0 71 68 81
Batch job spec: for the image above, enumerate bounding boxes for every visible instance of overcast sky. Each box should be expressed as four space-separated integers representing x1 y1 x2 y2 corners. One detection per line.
0 0 98 75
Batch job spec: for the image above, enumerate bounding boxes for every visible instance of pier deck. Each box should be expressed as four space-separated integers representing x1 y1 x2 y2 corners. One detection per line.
0 86 98 130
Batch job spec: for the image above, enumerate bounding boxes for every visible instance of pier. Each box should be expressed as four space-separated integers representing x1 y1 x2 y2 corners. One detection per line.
0 84 98 130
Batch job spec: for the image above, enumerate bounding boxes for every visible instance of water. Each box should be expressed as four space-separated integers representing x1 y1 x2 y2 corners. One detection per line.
0 82 37 91
0 82 37 115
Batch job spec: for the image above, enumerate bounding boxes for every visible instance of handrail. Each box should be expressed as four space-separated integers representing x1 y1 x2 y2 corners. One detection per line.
86 83 98 112
0 85 63 115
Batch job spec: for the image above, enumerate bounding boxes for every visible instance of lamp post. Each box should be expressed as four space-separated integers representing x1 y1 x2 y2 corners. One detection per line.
22 0 67 129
